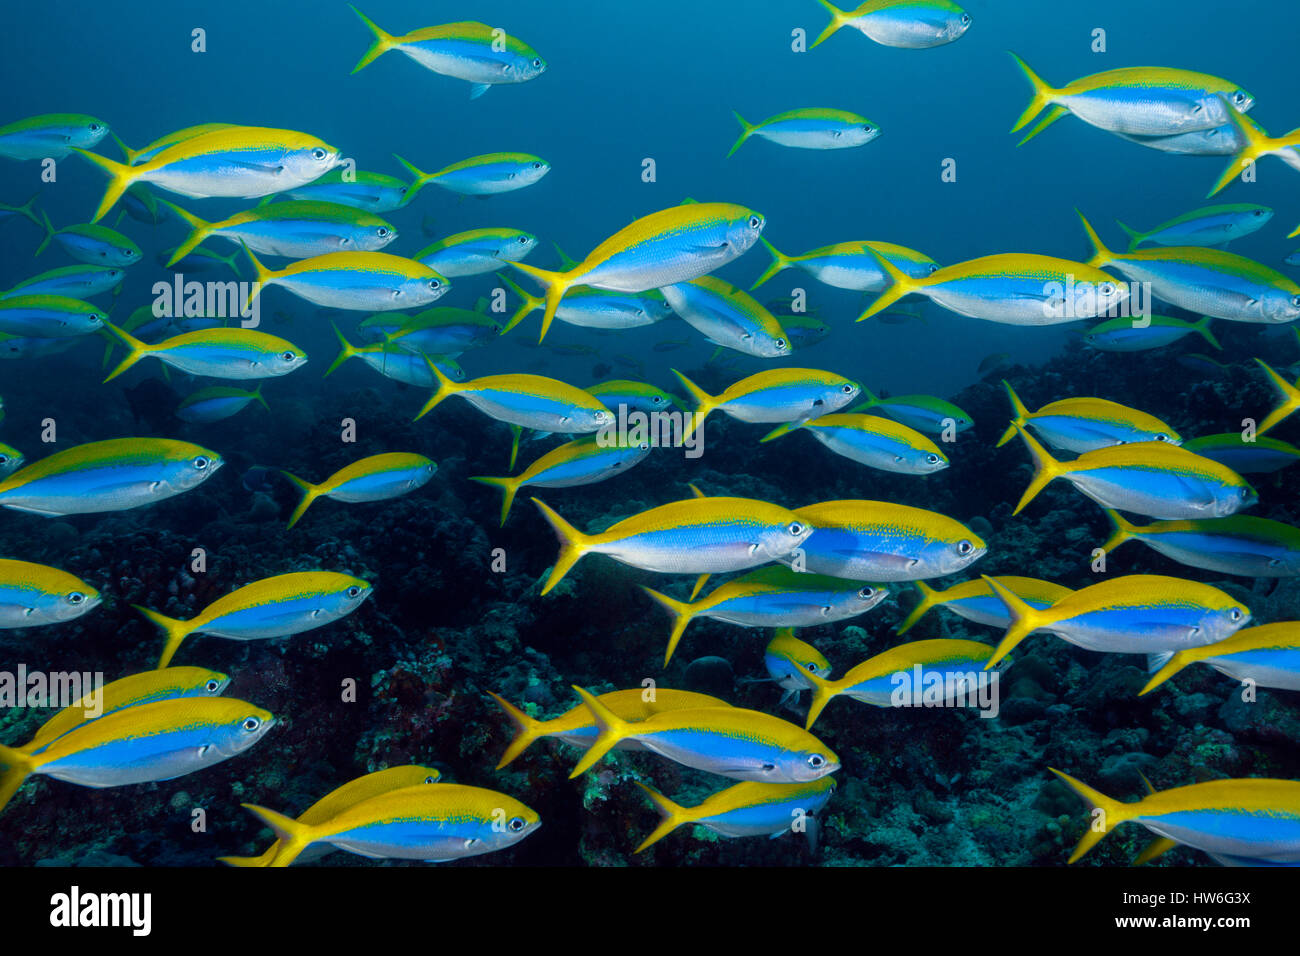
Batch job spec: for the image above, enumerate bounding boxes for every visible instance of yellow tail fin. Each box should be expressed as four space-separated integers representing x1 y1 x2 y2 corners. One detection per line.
280 471 322 530
532 499 592 595
1099 508 1140 554
324 322 360 377
1192 316 1220 351
469 475 524 527
1007 52 1059 136
1048 768 1134 863
0 743 36 815
727 110 755 159
486 691 547 768
71 147 140 223
749 235 793 290
158 198 215 267
238 804 314 868
981 575 1055 668
134 605 198 669
1255 359 1300 434
241 241 274 310
101 321 151 383
640 586 698 666
1075 208 1113 269
216 845 278 867
1009 420 1067 515
413 355 463 421
801 668 839 731
34 208 56 256
855 246 921 322
896 580 940 635
996 379 1030 447
568 686 633 778
496 271 543 334
1210 99 1270 199
506 260 578 343
349 5 396 73
632 781 690 853
810 0 848 49
671 369 718 441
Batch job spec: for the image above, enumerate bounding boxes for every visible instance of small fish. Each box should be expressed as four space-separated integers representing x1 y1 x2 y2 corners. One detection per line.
235 782 540 865
1083 314 1218 352
633 776 836 853
0 295 105 338
898 575 1071 635
74 125 341 222
487 688 731 768
982 574 1250 669
1117 204 1273 249
112 123 237 166
0 193 40 227
1178 352 1229 375
0 442 24 478
161 198 397 264
1114 124 1245 157
1142 622 1300 696
533 495 814 595
1101 510 1300 578
135 570 373 668
760 630 833 707
471 436 649 526
3 264 125 300
762 413 948 475
499 273 673 335
0 559 101 629
275 168 413 213
664 275 794 357
1183 433 1300 474
243 245 447 312
803 639 997 729
383 306 502 354
1010 422 1256 519
997 380 1181 453
415 227 536 277
653 339 691 352
1050 770 1300 866
642 566 886 664
508 202 765 340
780 314 832 349
35 213 141 266
326 326 464 387
279 452 437 529
0 438 221 516
585 380 677 414
674 367 859 439
1080 211 1300 324
727 108 879 158
103 322 307 382
415 363 612 433
0 113 109 160
751 236 938 292
850 387 972 435
812 0 971 50
790 499 985 582
1288 250 1300 266
176 384 269 424
0 697 274 814
396 153 550 198
350 7 546 99
568 686 839 782
977 352 1011 376
1009 54 1252 144
159 243 243 276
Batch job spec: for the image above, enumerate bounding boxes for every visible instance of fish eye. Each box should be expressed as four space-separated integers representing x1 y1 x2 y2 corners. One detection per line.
858 586 875 599
518 235 529 244
532 58 542 68
748 215 762 229
193 456 210 470
67 591 85 605
957 539 973 555
281 350 296 361
429 279 441 291
377 227 390 237
961 12 971 23
532 162 542 169
89 123 102 132
926 453 941 464
1230 608 1243 621
347 585 362 598
312 147 328 160
1233 91 1247 105
807 754 826 769
1155 433 1170 442
242 717 261 732
841 384 854 393
1291 295 1300 309
0 455 8 464
638 442 649 451
1099 282 1116 296
205 679 221 692
653 395 665 405
776 338 787 349
508 816 526 832
1254 209 1266 217
787 520 804 536
424 775 438 784
805 661 818 672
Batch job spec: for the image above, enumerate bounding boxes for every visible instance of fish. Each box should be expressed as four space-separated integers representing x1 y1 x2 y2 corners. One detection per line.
977 352 1011 377
0 193 40 226
642 566 886 664
1205 99 1300 198
0 295 106 338
633 776 836 853
0 558 101 629
414 227 536 277
759 629 834 706
382 307 502 355
160 198 397 264
1101 509 1300 578
1009 422 1256 519
1178 352 1229 376
802 639 998 729
661 276 792 358
279 452 437 529
487 687 732 768
134 570 374 668
243 245 448 312
674 367 860 440
103 322 308 381
1141 623 1300 696
1113 124 1245 157
0 438 222 516
1079 211 1300 324
415 363 612 433
789 499 986 581
727 108 880 157
507 202 765 340
1116 204 1273 249
396 152 550 198
498 273 674 335
532 494 814 595
897 575 1073 635
111 124 237 165
849 387 972 435
217 765 443 867
981 574 1250 669
471 435 650 526
780 314 832 349
750 236 938 292
1008 54 1253 144
762 413 948 475
73 125 341 222
0 113 109 160
35 213 141 266
159 243 243 276
176 384 269 424
1050 770 1300 866
3 264 125 300
326 326 464 387
1182 433 1300 474
274 168 413 213
0 442 24 478
812 0 972 50
585 380 678 414
235 782 540 865
15 666 231 756
0 697 274 813
1082 314 1219 352
997 380 1182 453
1253 360 1300 435
350 7 546 99
568 686 840 782
857 246 1129 325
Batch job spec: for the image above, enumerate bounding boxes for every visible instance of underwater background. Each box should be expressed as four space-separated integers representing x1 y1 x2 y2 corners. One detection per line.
1 0 1299 867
